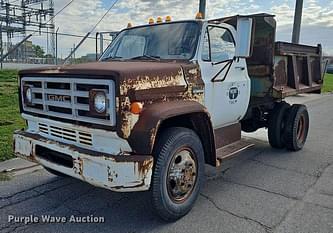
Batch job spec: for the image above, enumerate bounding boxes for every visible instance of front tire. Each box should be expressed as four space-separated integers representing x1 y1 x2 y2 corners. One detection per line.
152 127 205 222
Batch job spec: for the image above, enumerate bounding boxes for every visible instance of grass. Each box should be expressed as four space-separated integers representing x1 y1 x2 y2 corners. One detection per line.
323 73 333 93
0 70 332 162
0 69 25 161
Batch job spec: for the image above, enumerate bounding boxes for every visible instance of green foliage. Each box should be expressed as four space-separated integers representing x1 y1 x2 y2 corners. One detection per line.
32 44 45 58
323 73 333 93
0 69 25 161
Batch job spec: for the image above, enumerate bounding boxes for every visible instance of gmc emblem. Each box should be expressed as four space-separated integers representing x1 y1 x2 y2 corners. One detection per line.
48 95 71 102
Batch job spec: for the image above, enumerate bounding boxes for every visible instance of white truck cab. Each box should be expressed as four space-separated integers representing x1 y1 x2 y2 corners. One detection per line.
14 14 324 222
198 20 252 127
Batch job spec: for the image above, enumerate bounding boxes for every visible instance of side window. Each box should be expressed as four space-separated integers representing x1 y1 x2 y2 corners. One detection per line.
202 29 210 61
202 26 235 63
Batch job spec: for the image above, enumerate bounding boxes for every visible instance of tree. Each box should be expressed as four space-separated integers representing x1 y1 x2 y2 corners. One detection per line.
32 45 45 58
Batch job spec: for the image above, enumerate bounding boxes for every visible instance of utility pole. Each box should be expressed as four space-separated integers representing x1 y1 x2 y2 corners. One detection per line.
49 0 56 59
0 24 3 69
292 0 303 44
199 0 206 19
55 27 59 65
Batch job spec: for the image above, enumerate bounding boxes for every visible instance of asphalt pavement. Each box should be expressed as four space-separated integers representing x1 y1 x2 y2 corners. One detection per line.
1 94 333 233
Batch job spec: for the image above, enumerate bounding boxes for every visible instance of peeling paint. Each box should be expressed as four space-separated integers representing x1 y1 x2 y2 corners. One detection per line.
13 131 154 192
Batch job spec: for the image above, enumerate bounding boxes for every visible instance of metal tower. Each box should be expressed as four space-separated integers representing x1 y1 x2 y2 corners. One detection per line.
48 0 55 57
0 0 55 60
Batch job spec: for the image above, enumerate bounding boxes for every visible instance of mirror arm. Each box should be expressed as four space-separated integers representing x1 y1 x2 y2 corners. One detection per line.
212 58 233 66
211 60 233 82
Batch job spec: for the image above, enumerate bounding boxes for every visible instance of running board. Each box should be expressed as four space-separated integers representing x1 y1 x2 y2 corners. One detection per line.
216 139 255 166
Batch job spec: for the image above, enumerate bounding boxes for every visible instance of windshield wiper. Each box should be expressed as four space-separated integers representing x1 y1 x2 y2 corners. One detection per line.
130 54 160 61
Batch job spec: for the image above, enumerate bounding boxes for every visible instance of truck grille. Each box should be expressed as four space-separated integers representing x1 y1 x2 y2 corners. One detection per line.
39 123 93 146
21 77 116 126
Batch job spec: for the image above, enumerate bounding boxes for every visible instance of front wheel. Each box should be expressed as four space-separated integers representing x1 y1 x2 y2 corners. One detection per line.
151 127 205 222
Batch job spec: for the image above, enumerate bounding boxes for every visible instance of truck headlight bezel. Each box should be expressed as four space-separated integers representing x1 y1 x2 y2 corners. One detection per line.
94 92 107 113
89 89 108 115
23 85 33 105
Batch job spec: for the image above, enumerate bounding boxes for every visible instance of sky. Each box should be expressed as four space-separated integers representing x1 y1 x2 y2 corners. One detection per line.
29 0 333 57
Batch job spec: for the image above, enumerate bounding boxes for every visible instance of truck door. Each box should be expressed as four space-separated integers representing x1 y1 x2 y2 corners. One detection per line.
198 24 251 128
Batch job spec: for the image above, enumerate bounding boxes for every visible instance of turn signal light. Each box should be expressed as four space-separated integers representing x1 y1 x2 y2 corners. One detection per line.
131 102 144 115
196 12 203 19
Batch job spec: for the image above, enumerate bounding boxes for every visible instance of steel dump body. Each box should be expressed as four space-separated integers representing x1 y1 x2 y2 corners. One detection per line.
214 14 324 105
273 42 323 98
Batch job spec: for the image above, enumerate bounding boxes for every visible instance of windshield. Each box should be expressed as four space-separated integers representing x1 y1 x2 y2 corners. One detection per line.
101 22 200 61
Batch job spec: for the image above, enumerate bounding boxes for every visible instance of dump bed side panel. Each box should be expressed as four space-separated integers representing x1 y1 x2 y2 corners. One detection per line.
272 42 324 98
213 14 324 102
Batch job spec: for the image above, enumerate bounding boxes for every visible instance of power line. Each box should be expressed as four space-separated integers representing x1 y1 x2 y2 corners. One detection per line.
63 0 120 64
89 0 119 33
32 0 75 35
26 29 112 41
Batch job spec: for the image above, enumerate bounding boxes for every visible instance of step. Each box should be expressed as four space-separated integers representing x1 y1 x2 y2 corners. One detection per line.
216 139 255 163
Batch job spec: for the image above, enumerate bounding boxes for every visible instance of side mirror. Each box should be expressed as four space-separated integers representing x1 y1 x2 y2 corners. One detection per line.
235 18 253 58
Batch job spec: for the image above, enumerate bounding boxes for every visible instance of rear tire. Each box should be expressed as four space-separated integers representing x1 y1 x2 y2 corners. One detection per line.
151 127 205 222
284 104 309 151
268 102 290 149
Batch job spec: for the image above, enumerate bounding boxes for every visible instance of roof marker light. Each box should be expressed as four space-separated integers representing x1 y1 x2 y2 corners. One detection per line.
148 17 155 24
156 16 163 23
165 16 172 22
196 12 203 20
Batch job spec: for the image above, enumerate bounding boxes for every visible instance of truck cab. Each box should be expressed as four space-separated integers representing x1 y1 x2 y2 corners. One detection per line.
13 14 324 221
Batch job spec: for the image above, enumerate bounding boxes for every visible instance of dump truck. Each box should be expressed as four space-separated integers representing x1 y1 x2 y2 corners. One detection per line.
13 13 325 221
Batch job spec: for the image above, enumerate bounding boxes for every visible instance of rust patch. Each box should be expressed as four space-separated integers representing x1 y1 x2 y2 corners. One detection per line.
119 69 187 96
73 157 83 176
107 167 118 182
18 60 206 155
117 63 205 140
274 57 287 87
214 123 241 149
137 157 154 177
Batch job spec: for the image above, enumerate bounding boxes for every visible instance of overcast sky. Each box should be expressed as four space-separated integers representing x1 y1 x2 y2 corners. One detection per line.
30 0 333 57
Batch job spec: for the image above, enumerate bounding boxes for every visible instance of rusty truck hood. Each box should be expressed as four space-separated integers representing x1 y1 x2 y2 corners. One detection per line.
18 61 188 81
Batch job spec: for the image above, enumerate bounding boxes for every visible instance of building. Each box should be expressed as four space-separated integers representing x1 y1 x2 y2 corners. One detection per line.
4 40 36 62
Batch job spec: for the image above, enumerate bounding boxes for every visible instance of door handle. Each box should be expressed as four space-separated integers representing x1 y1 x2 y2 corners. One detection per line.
235 66 245 71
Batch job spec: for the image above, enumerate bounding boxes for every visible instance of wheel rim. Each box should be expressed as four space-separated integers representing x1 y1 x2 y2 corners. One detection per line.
296 115 306 142
167 148 197 203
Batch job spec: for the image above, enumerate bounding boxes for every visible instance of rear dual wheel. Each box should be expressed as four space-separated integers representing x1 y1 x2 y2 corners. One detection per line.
268 102 290 148
268 103 309 151
284 104 309 151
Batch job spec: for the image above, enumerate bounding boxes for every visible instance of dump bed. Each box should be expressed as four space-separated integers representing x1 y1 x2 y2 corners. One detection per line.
273 42 323 98
217 14 325 102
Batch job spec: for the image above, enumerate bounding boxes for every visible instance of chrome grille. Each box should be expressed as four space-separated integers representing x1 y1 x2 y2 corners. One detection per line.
21 77 116 126
39 123 93 146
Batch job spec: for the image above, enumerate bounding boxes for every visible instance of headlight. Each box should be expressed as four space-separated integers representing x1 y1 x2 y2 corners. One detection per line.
25 87 32 104
94 92 107 113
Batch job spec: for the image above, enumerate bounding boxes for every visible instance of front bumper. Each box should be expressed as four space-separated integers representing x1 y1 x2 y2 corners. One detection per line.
13 131 154 192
